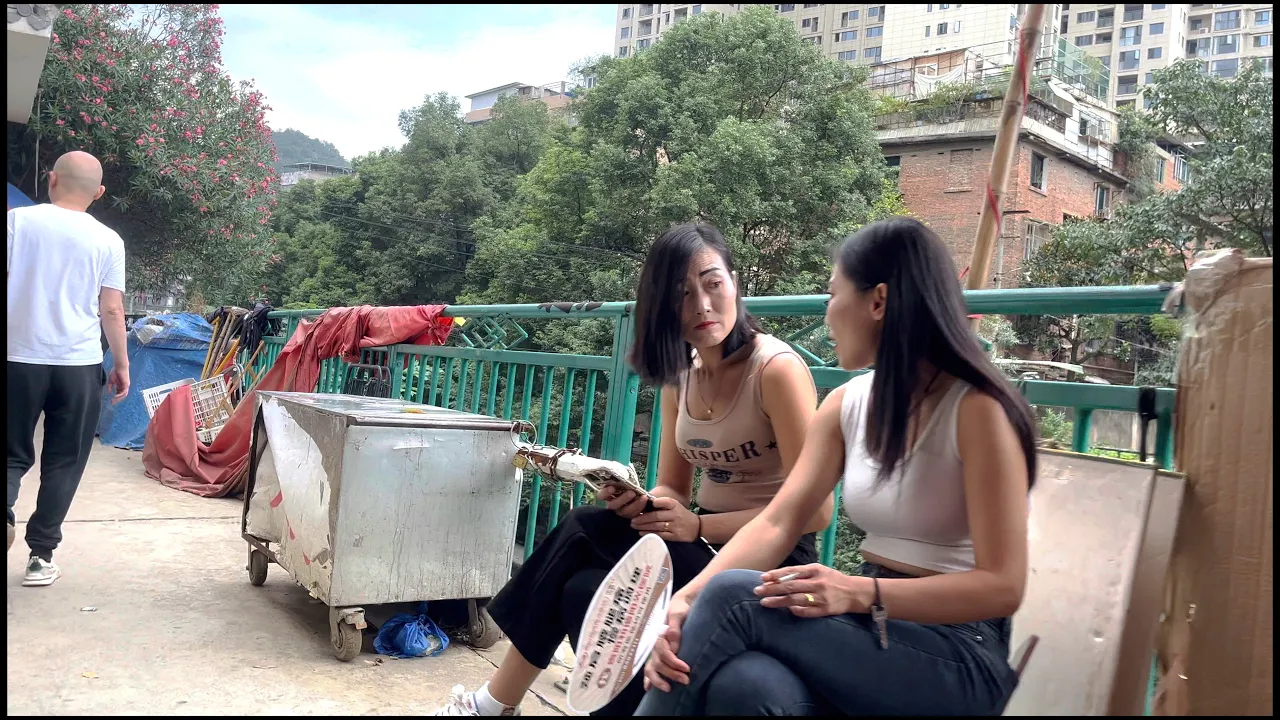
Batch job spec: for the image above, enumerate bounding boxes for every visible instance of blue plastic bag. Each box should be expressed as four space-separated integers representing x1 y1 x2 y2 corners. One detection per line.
373 603 451 659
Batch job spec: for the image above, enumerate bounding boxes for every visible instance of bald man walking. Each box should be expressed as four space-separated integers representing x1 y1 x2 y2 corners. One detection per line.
7 151 130 586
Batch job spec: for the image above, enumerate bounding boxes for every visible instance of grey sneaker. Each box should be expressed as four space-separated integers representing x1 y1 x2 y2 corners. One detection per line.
429 685 521 717
22 556 61 587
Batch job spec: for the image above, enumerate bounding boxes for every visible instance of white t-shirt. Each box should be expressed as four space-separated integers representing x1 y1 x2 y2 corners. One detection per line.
7 204 127 365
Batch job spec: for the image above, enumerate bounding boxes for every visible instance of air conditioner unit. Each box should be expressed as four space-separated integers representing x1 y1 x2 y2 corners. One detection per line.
1195 28 1209 35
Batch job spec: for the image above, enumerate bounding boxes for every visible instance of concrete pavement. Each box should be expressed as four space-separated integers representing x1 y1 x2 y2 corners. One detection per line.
7 432 570 716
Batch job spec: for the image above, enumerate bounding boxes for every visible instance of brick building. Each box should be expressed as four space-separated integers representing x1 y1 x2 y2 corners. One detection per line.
873 40 1127 287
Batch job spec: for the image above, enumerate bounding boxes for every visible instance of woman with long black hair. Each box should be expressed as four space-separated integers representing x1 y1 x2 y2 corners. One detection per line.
430 223 832 716
637 217 1039 716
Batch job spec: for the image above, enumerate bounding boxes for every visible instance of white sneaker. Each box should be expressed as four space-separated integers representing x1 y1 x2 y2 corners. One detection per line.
22 556 61 587
429 685 521 717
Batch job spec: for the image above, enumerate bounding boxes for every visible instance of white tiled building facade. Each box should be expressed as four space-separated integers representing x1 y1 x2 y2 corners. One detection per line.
614 4 1062 67
1062 4 1273 109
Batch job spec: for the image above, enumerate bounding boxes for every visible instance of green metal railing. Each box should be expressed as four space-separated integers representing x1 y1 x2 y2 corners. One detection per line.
250 284 1178 565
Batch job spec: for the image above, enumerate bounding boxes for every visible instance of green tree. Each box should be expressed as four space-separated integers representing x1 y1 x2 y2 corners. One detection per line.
272 128 348 171
463 5 889 314
7 4 279 303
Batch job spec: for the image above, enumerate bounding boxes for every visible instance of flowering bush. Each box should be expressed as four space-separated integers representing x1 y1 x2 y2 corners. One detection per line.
22 4 279 302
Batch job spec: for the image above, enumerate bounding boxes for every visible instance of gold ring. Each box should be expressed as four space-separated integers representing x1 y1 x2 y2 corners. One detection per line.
664 521 671 532
804 593 816 606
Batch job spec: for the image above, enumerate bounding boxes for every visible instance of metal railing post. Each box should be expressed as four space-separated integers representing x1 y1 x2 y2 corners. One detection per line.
601 313 641 465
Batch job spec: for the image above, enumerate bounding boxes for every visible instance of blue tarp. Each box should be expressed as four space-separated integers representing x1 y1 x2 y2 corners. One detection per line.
97 313 214 450
8 182 35 209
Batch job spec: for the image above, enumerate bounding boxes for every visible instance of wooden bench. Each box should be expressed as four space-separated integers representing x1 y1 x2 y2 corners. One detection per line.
1003 450 1184 716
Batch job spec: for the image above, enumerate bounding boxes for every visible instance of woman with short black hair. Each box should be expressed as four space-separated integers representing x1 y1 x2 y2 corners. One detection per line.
638 217 1039 716
430 223 833 717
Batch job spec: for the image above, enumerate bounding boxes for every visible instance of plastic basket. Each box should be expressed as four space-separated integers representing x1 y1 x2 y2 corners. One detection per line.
142 378 196 419
141 366 242 445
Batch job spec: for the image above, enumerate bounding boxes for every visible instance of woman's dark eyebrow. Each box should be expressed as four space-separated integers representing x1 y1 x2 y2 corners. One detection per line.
698 267 724 278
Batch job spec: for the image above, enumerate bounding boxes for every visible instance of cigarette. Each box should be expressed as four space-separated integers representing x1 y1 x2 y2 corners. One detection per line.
776 572 799 583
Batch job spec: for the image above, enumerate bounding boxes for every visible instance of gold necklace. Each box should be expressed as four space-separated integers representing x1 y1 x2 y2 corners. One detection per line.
696 364 726 419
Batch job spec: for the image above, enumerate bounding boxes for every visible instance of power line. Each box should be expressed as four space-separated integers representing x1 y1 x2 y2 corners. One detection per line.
312 207 627 269
323 201 643 262
319 220 570 299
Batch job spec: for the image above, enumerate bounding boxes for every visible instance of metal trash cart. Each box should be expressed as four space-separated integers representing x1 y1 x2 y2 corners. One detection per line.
241 391 533 661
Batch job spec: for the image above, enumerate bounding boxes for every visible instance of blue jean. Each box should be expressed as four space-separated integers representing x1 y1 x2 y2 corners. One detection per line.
634 564 1019 716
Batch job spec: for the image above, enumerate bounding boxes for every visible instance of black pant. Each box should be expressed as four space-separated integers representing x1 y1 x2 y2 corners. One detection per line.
486 504 818 717
7 361 105 561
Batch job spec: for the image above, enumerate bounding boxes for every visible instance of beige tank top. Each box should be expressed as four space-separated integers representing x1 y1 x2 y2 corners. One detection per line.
675 334 812 513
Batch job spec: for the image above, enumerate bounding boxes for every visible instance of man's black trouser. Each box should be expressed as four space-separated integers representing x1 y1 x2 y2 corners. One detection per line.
7 361 104 561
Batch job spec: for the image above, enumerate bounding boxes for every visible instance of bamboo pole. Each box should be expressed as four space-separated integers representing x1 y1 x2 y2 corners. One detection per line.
200 315 223 380
966 3 1049 332
212 339 241 378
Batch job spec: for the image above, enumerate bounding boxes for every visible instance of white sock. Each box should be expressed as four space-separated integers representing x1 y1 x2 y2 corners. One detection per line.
474 683 517 716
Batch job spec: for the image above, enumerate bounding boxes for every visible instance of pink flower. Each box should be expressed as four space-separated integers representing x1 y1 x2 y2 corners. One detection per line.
68 130 76 136
217 158 228 167
51 32 59 43
199 206 210 213
136 138 145 146
75 74 86 82
55 119 66 126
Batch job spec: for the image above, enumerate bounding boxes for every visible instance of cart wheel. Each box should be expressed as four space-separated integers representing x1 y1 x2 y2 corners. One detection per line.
331 618 363 662
247 548 269 587
468 600 503 650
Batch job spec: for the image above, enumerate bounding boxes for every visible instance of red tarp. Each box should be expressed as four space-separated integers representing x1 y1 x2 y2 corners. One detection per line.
143 305 453 498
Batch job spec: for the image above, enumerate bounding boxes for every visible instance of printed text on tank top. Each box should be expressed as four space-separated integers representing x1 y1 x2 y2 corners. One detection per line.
675 335 812 513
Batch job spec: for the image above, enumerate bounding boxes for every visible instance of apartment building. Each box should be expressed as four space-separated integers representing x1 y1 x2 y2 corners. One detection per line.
614 4 1061 66
463 82 576 125
1063 3 1273 109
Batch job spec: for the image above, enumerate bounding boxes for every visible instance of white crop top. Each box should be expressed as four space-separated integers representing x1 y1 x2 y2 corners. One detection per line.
839 372 975 574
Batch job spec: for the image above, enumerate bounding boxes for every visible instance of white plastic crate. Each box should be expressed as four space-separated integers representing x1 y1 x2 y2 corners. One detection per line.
141 366 241 445
142 378 195 419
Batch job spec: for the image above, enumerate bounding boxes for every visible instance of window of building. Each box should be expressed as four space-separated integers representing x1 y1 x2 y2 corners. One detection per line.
1151 3 1167 9
1257 10 1271 26
1189 16 1205 31
951 20 962 33
1095 184 1112 217
1119 26 1142 46
867 25 883 38
1075 34 1093 46
621 26 631 39
1119 50 1140 70
865 46 882 60
1098 10 1115 28
1173 152 1191 183
801 16 820 32
802 35 820 44
1145 71 1155 84
622 8 631 19
639 4 654 18
1214 10 1242 31
927 3 934 11
1024 221 1052 260
841 9 859 26
1030 153 1047 191
836 30 856 42
1117 74 1139 95
1144 93 1158 109
804 3 819 7
939 3 950 9
1154 157 1167 184
777 3 796 12
837 50 858 61
638 18 653 36
1077 11 1096 23
925 25 931 37
1253 57 1273 77
1211 58 1239 78
618 46 629 57
663 11 670 24
1097 32 1113 44
938 22 949 35
1254 34 1272 48
1100 55 1112 68
1122 4 1144 23
1150 22 1164 35
886 155 901 185
674 7 688 22
637 38 651 50
1187 37 1209 58
1213 34 1239 55
1117 99 1136 110
869 6 883 19
1148 47 1163 59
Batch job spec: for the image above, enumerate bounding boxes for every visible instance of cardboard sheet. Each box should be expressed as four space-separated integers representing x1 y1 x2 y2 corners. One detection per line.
1158 250 1273 716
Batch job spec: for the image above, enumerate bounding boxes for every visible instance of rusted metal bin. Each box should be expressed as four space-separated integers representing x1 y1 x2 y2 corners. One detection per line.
241 391 527 660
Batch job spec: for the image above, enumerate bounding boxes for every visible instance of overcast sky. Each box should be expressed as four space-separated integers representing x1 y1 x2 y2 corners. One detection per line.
218 4 617 160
